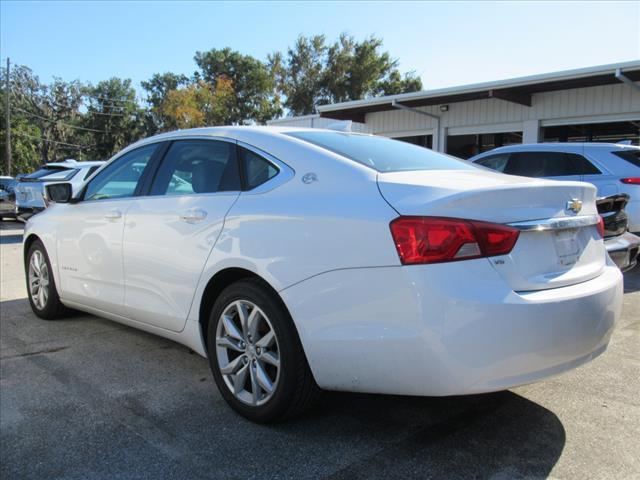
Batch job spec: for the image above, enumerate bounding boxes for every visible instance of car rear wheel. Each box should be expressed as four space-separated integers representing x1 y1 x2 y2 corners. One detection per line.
26 240 70 320
207 279 320 423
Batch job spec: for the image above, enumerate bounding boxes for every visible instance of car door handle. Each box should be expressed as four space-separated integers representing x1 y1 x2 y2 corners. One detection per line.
179 209 207 223
104 209 122 221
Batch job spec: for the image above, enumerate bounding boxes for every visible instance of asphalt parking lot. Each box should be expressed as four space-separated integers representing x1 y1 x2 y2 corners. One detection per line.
0 221 638 480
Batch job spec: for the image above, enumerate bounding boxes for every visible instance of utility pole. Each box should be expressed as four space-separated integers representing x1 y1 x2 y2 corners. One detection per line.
5 57 11 176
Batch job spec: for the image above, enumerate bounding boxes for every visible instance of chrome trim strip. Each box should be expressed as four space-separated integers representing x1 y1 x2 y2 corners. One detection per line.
508 214 600 232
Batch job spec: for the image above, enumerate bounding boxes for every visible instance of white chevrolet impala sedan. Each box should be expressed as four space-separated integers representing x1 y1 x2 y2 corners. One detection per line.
24 127 623 422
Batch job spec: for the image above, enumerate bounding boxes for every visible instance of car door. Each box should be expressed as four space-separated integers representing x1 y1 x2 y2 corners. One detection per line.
56 144 159 315
122 138 241 332
577 152 618 197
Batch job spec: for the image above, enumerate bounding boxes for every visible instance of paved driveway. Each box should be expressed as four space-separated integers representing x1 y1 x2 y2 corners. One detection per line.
1 221 639 479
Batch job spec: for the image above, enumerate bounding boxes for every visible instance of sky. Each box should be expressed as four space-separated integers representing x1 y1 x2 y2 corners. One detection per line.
1 0 639 101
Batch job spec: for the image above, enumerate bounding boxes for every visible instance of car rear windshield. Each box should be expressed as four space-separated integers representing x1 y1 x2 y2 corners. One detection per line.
286 131 476 172
612 149 640 168
21 167 78 182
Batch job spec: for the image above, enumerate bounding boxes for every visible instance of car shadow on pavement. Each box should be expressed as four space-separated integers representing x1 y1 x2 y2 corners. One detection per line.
265 390 566 479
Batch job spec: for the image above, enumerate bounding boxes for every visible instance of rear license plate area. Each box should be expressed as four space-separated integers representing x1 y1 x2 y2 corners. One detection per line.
553 228 580 266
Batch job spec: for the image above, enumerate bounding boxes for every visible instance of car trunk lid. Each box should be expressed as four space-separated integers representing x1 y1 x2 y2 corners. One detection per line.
378 169 606 291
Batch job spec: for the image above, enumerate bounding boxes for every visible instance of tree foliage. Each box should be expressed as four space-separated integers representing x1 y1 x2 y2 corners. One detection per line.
276 33 423 116
2 33 423 173
194 47 281 124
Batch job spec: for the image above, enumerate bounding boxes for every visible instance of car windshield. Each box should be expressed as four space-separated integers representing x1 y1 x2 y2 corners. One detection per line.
21 166 78 182
286 131 476 173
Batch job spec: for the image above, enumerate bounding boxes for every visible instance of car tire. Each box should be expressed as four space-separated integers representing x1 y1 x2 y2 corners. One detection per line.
25 240 70 320
207 278 321 423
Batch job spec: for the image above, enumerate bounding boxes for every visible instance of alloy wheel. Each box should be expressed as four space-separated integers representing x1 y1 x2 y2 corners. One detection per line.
28 250 49 310
215 300 281 406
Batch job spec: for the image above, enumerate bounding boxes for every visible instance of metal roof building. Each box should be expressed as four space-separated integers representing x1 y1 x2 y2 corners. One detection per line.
267 61 640 159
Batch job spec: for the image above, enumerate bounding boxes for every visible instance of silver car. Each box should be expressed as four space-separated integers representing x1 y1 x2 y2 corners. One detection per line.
15 159 103 220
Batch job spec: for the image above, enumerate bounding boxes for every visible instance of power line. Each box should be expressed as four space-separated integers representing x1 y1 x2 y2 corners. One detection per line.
12 106 107 133
13 131 94 149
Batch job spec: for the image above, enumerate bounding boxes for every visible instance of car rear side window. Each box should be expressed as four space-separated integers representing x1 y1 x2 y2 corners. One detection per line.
504 151 599 177
286 131 475 172
475 153 510 172
150 140 241 196
612 149 640 168
238 147 278 190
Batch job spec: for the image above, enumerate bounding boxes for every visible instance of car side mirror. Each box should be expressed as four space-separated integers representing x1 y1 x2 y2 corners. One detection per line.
44 182 73 204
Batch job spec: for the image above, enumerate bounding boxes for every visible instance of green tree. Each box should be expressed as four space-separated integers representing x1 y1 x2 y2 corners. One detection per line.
157 78 235 130
141 72 189 132
83 78 145 159
275 33 423 116
274 35 327 116
1 64 86 169
194 47 281 124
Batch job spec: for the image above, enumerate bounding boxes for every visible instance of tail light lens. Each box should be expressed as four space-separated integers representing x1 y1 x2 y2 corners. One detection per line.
389 216 520 265
597 216 605 238
620 178 640 185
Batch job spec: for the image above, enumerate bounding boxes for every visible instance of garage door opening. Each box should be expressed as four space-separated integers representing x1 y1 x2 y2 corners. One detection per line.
446 132 522 159
543 121 640 145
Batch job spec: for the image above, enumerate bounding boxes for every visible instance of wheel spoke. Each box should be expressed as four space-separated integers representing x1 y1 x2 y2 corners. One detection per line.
235 301 250 338
255 330 275 348
249 363 259 405
220 355 245 375
30 253 40 275
37 287 45 308
247 307 261 340
260 351 280 367
216 336 244 353
222 314 243 341
255 361 274 394
233 363 249 394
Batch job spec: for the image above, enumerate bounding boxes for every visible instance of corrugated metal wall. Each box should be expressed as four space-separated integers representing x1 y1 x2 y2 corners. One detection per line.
269 83 640 139
366 83 640 136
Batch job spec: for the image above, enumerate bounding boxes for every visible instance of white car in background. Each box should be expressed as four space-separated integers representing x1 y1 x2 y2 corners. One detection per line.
15 159 104 220
23 127 622 423
469 143 640 233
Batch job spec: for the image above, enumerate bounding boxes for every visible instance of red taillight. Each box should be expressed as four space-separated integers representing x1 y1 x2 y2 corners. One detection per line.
597 216 605 238
620 177 640 185
389 216 520 265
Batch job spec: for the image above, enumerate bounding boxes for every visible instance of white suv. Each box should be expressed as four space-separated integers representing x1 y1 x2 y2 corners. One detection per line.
469 143 640 233
15 159 104 220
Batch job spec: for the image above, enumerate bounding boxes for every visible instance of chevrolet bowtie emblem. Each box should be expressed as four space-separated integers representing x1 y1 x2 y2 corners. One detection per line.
566 198 583 214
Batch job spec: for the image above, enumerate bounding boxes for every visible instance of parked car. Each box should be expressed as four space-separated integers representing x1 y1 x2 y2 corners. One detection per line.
0 176 17 220
469 143 640 233
597 194 639 271
15 159 104 221
24 127 622 423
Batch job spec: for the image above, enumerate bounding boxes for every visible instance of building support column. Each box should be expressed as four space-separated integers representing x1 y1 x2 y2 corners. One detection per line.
434 126 448 153
522 119 541 144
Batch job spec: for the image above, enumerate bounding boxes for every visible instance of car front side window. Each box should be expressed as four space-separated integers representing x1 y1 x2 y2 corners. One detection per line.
84 144 158 201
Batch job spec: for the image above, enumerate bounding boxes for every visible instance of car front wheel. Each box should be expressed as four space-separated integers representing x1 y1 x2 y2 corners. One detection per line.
26 240 70 320
207 279 320 423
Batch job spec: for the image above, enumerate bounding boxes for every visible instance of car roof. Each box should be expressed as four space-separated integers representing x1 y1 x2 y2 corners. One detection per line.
123 126 365 151
470 142 639 160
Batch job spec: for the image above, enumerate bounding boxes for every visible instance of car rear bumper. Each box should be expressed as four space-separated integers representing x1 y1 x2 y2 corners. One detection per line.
605 231 640 272
282 259 623 396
